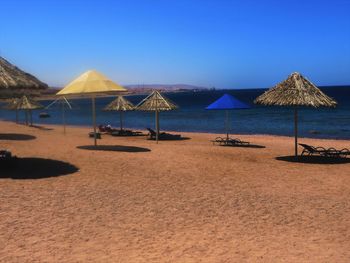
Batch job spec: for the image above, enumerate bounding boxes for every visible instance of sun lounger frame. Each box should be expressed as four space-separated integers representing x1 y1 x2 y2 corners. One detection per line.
299 143 350 158
146 128 181 140
211 136 250 146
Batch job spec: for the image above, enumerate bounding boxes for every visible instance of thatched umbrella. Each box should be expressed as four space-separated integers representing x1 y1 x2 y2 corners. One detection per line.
254 72 337 156
103 96 135 130
3 98 20 123
136 90 178 143
56 70 127 146
15 95 44 126
1 56 48 124
0 56 48 97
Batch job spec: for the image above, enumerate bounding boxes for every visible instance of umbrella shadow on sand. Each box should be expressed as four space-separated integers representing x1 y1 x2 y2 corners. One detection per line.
220 144 266 149
276 155 350 164
29 125 54 131
77 145 151 152
0 133 36 141
1 157 79 179
148 137 191 141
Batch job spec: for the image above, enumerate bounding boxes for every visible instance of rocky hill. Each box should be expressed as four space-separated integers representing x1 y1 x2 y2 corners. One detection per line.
0 56 48 99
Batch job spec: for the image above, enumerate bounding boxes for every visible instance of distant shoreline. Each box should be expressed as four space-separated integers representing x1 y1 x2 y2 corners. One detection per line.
1 84 350 101
1 118 348 141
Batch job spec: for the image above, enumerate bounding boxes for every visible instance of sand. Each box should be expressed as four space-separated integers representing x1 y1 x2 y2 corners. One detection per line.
1 120 350 262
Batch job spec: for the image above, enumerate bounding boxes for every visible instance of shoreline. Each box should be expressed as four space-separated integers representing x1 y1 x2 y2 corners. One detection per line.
2 87 350 141
1 118 349 142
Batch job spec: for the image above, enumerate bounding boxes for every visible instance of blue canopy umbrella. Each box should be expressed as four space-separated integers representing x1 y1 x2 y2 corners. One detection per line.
206 94 250 140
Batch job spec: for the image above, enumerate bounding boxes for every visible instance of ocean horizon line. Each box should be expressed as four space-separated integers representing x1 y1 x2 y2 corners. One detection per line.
45 84 350 94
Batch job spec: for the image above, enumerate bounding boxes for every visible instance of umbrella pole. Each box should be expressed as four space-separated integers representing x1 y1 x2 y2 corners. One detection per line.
294 107 298 157
62 102 66 134
92 97 97 146
155 110 159 143
30 110 33 126
25 110 28 125
120 111 123 130
226 110 229 140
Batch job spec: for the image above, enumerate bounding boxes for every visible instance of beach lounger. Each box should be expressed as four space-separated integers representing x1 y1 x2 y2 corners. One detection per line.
98 125 107 133
146 128 181 140
227 138 250 146
147 128 165 139
299 143 350 158
211 137 226 145
111 129 142 136
111 129 132 136
89 132 101 139
211 136 250 146
100 125 143 137
98 124 118 133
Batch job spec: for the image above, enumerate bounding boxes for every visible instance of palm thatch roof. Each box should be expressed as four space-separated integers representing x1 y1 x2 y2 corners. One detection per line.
14 95 44 110
136 90 178 111
3 98 20 110
0 56 48 90
104 96 134 111
254 72 337 108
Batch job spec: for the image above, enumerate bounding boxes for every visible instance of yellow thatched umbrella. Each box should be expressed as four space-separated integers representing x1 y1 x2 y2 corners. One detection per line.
14 95 44 125
136 90 178 143
254 72 337 156
103 96 134 130
56 70 127 145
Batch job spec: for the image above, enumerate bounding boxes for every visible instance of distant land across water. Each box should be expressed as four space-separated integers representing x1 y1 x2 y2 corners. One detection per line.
38 83 350 97
41 84 210 97
1 86 350 140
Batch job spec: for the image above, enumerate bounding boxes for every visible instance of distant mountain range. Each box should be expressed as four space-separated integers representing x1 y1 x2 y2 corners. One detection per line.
125 84 208 93
23 84 209 100
44 84 209 96
0 55 209 99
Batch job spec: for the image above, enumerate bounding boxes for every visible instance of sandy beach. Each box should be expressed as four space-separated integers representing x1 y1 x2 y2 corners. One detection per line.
1 120 350 262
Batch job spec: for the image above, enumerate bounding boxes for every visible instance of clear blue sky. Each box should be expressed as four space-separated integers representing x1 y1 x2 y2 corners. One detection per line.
1 0 349 89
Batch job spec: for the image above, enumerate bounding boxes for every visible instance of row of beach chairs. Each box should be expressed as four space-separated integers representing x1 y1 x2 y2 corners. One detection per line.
212 139 350 158
3 139 350 162
94 125 350 158
97 125 181 140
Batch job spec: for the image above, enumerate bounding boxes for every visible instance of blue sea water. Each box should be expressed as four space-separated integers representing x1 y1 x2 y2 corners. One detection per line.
1 86 350 139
